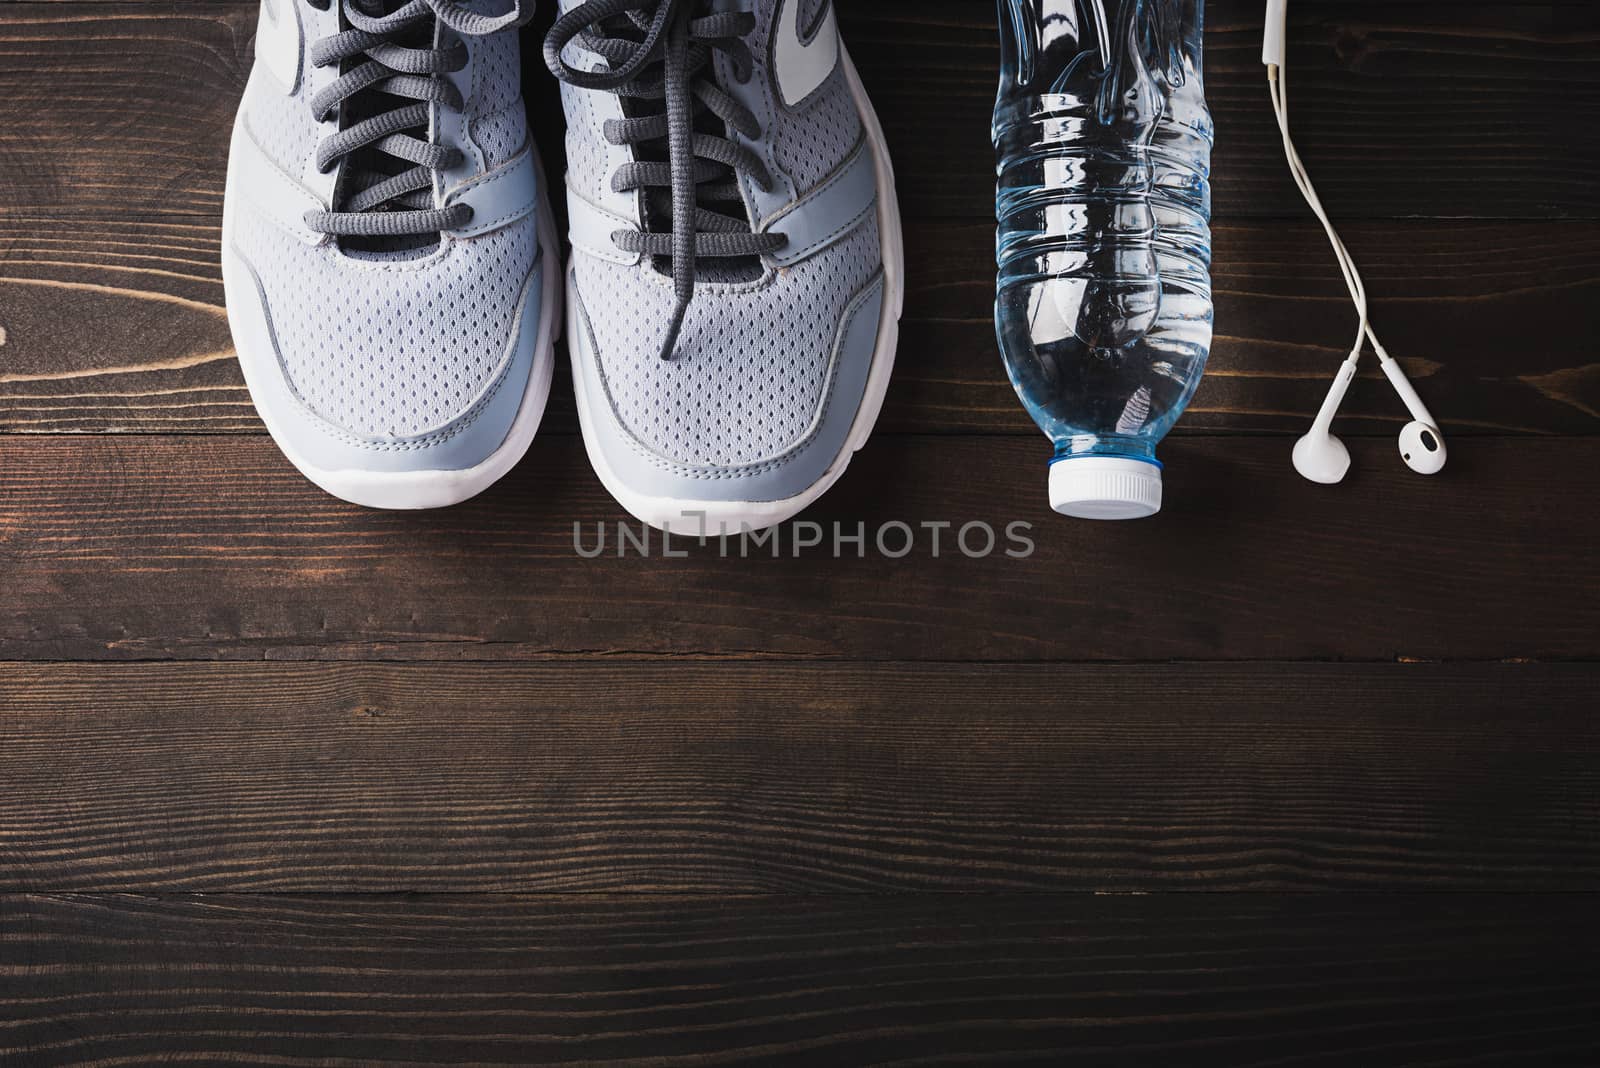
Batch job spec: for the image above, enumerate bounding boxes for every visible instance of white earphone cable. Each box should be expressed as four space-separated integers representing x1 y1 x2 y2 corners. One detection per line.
1267 60 1393 366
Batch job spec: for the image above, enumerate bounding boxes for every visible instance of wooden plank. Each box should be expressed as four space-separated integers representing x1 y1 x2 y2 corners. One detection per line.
0 217 246 432
2 893 1597 1065
0 435 1596 663
0 2 1595 222
4 217 1596 436
1 661 1595 892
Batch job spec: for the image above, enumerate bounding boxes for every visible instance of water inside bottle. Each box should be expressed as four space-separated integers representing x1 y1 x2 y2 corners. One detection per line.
995 0 1214 463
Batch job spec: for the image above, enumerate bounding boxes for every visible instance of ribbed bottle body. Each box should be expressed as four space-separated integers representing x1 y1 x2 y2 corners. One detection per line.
995 0 1213 466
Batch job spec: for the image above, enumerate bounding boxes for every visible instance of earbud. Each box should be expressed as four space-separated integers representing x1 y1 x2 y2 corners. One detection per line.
1399 421 1447 474
1293 358 1356 484
1381 357 1447 475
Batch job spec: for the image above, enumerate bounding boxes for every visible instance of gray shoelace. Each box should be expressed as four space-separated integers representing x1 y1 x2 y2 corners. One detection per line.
302 0 534 239
544 0 788 361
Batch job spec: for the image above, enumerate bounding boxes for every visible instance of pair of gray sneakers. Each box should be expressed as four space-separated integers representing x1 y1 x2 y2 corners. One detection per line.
223 0 903 532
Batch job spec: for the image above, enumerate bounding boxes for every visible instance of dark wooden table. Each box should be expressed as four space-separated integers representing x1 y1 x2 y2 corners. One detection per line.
2 1 1598 1064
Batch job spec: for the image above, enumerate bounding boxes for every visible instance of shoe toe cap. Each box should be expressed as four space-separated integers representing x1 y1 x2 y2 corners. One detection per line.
224 236 549 506
567 271 887 529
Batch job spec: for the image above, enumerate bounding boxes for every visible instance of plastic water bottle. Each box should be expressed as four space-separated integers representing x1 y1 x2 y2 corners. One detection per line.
994 0 1214 519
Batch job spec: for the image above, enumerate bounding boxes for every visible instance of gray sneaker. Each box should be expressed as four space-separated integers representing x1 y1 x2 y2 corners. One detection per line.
222 0 560 509
546 0 904 534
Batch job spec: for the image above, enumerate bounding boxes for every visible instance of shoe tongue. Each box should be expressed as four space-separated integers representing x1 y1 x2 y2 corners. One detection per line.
337 0 447 256
689 256 762 285
355 0 417 15
621 30 762 284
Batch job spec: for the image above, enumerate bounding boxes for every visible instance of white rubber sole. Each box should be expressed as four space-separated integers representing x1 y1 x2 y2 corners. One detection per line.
571 45 906 536
221 120 562 511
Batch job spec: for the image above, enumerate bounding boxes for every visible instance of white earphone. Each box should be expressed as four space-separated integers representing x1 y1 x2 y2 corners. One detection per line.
1265 0 1447 484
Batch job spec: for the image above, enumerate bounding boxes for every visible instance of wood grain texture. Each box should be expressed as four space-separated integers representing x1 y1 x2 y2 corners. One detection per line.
2 661 1596 893
2 2 1597 222
4 217 1597 436
1 435 1595 663
3 893 1598 1067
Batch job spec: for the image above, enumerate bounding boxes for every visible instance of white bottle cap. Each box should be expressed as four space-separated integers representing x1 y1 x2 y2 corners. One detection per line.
1049 456 1163 520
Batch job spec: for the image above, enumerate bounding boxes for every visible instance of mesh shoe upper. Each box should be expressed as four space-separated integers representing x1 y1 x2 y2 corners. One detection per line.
230 0 541 442
556 0 884 472
576 216 879 468
236 202 536 437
